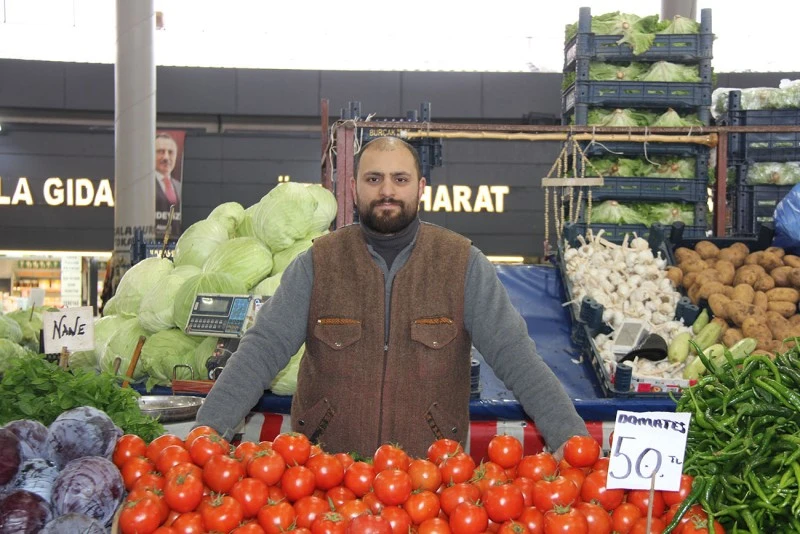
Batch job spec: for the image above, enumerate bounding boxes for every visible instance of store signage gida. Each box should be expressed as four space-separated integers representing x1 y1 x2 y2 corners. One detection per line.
0 177 114 207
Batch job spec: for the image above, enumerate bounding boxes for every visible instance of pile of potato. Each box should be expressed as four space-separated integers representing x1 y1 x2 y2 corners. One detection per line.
668 241 800 355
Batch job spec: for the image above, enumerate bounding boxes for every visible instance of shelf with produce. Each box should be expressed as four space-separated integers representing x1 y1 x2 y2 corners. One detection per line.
13 269 62 278
725 161 800 237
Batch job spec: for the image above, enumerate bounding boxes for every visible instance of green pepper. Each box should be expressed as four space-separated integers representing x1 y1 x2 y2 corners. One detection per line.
663 476 706 534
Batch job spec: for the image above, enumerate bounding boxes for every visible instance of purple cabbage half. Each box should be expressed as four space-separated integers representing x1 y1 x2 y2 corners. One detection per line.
51 456 124 526
0 490 54 534
0 429 21 488
3 420 49 462
41 512 106 534
46 406 122 469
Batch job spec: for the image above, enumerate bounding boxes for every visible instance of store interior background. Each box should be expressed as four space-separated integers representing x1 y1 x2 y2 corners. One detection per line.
0 0 798 312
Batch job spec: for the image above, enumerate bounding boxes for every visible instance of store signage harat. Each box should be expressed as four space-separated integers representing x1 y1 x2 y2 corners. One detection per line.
606 410 691 491
0 177 114 206
420 185 509 213
43 306 95 353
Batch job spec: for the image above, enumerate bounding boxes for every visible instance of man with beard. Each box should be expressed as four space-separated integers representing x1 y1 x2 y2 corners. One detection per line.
154 133 182 238
196 136 588 458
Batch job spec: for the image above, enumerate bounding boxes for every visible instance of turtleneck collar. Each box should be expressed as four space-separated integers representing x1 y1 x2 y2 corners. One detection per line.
360 217 420 270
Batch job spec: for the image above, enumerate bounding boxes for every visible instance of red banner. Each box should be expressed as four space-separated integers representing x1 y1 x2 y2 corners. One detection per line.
155 129 186 240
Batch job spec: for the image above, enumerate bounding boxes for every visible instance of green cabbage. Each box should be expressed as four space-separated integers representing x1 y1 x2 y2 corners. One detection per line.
68 314 130 371
252 183 319 252
271 237 315 275
139 267 203 333
173 272 249 330
651 109 704 127
639 62 700 82
305 185 338 234
6 308 46 343
591 200 649 225
174 218 232 268
202 237 274 289
140 328 204 390
194 336 218 378
113 257 175 316
658 15 699 34
747 162 800 185
99 317 149 381
208 202 245 235
251 272 283 297
0 339 35 373
235 204 260 238
270 344 305 396
0 315 23 344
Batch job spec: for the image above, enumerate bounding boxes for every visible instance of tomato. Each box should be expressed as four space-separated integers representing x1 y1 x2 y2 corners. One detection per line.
610 503 642 534
408 459 443 492
373 444 411 472
189 434 231 467
198 494 244 533
662 475 694 507
327 485 358 507
132 471 166 493
516 454 557 483
307 452 346 490
119 497 164 534
257 500 297 534
579 470 624 511
626 490 665 518
439 482 481 516
497 520 529 534
294 495 331 528
592 457 610 472
419 517 452 534
344 461 376 497
234 441 262 465
438 452 476 485
543 506 588 533
248 448 287 486
373 468 413 506
629 517 666 534
127 487 169 523
362 491 385 515
487 435 524 469
121 456 157 490
511 477 535 508
230 477 270 518
184 425 219 448
171 511 206 534
164 472 204 513
312 512 348 534
153 527 179 534
337 498 370 521
114 434 148 468
147 434 186 464
483 483 525 523
232 522 268 534
347 513 393 534
335 452 355 471
272 432 312 466
562 436 601 468
203 454 245 493
381 505 414 534
663 504 706 534
428 438 463 465
403 489 441 524
682 517 725 534
574 501 612 534
472 462 509 496
517 507 544 534
165 461 202 482
282 465 318 502
449 501 489 534
531 476 579 512
156 444 193 475
558 467 585 494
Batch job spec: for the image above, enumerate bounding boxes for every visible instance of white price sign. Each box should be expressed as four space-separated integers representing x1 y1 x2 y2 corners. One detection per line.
606 410 692 491
43 307 95 354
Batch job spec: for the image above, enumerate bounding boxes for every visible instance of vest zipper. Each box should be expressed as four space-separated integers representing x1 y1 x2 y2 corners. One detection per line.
377 342 389 447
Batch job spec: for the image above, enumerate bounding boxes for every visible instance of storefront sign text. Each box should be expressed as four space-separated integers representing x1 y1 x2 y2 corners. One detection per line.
0 177 115 207
420 185 509 213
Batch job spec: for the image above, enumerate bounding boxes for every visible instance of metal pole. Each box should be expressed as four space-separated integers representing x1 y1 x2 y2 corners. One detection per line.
661 0 697 20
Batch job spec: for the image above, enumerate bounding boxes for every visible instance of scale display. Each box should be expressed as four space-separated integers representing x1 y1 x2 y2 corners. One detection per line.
185 293 264 338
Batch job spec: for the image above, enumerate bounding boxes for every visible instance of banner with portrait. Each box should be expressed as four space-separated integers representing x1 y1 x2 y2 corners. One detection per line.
154 129 186 240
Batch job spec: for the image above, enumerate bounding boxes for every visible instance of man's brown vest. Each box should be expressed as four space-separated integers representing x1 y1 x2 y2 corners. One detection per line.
290 223 472 458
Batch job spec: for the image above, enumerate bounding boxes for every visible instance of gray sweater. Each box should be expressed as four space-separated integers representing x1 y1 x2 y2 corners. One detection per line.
195 224 587 450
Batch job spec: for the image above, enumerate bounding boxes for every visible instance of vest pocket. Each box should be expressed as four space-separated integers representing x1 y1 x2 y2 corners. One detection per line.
411 318 457 349
295 397 336 443
313 318 362 350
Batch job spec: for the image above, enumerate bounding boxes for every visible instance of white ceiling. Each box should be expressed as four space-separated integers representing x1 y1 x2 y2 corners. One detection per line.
0 0 797 73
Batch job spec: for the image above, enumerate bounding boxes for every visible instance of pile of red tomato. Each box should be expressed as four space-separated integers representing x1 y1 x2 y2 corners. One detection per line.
111 430 720 534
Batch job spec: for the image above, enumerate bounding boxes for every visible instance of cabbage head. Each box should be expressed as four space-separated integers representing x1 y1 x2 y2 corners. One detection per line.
202 237 274 289
173 272 249 330
99 317 149 382
208 202 245 235
68 314 130 371
138 266 203 333
6 308 45 343
252 183 318 252
194 336 218 379
306 185 338 233
271 238 314 275
270 344 305 396
173 218 232 268
0 314 23 344
251 272 283 297
113 257 175 316
591 200 649 225
0 339 34 373
235 203 260 238
140 328 203 390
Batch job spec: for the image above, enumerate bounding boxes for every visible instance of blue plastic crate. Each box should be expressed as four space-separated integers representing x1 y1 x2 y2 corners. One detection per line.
590 177 708 202
581 142 711 160
563 81 712 114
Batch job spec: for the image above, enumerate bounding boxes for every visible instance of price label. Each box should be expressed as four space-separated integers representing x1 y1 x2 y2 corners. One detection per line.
43 306 95 354
606 410 691 491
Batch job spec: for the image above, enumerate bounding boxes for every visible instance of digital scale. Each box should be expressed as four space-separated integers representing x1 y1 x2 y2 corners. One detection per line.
184 293 267 380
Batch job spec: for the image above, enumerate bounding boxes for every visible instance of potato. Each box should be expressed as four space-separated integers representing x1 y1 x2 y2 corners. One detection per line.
767 301 798 318
688 283 703 305
766 287 800 304
723 286 736 299
744 251 763 265
730 242 750 257
727 300 758 327
675 247 701 264
751 349 776 359
760 339 783 353
784 255 800 268
790 315 800 326
694 271 722 288
708 293 731 319
714 260 736 285
765 246 786 259
766 311 794 340
705 258 718 269
680 260 709 275
682 271 699 290
757 251 784 272
722 327 743 347
771 266 794 287
742 316 772 345
754 291 769 313
666 267 683 289
731 284 755 304
790 268 800 289
753 274 776 292
733 264 765 286
718 247 746 268
694 241 720 260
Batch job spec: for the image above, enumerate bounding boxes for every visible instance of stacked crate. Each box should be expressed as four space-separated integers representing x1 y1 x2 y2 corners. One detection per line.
561 7 713 240
719 90 800 236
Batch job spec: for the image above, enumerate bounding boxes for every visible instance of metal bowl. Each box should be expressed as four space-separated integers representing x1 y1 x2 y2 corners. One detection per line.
138 395 205 423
